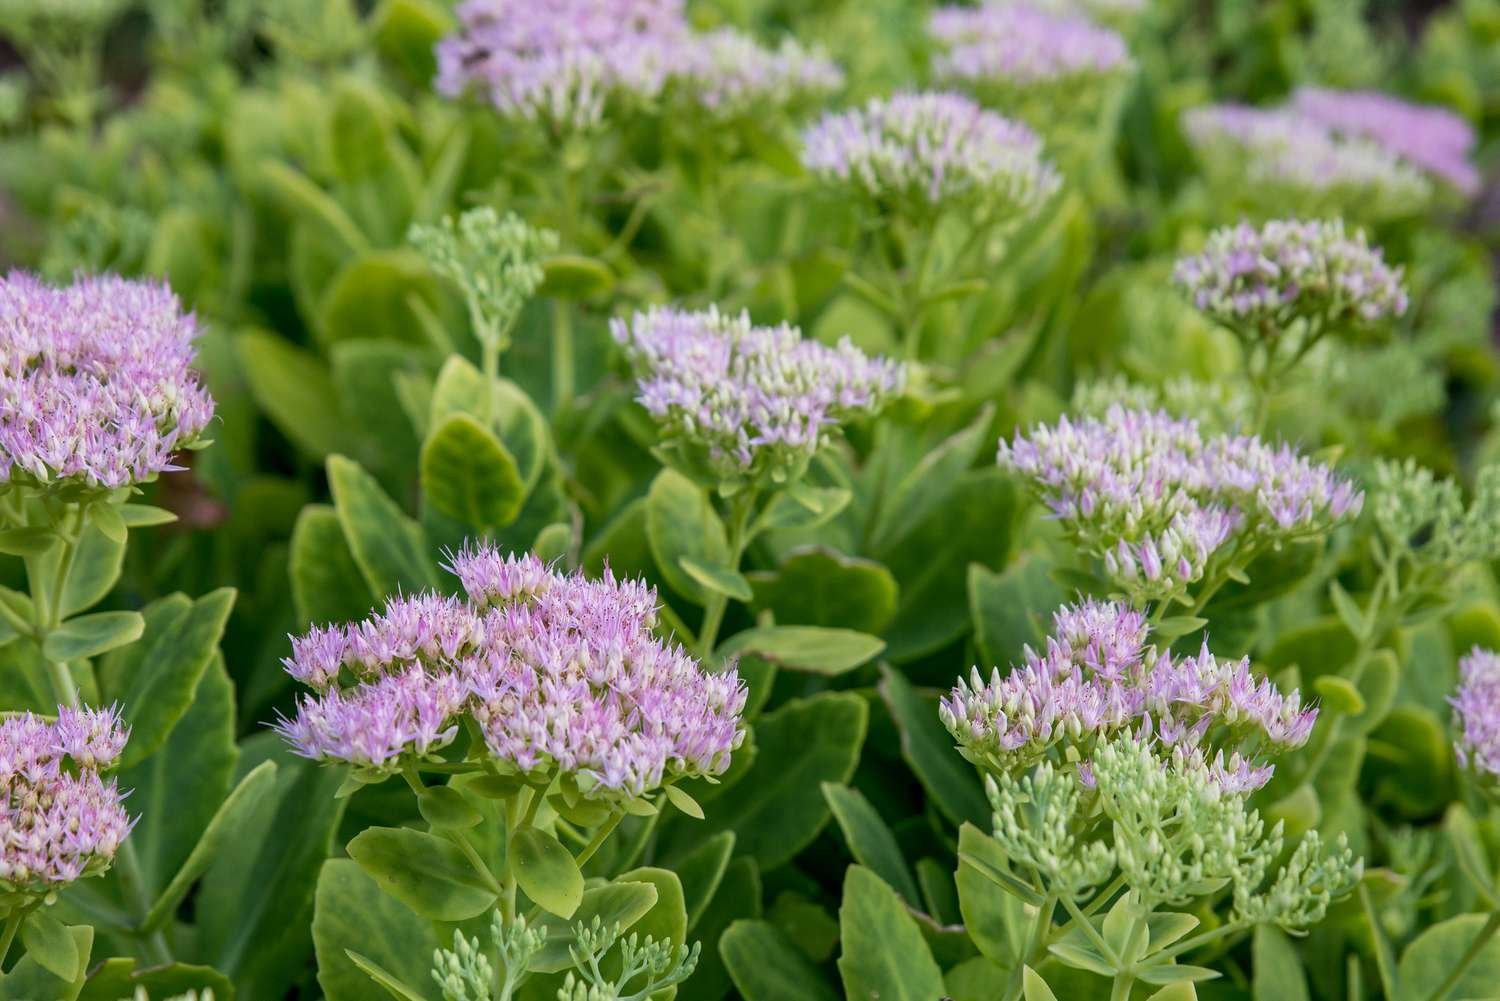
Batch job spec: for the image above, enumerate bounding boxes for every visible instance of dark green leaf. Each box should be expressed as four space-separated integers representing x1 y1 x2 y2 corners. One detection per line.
969 555 1062 668
348 826 497 922
20 911 79 981
420 413 526 531
823 783 920 907
837 865 945 1001
878 665 989 827
328 454 439 598
314 859 440 1001
749 547 898 634
721 920 840 1001
680 556 754 602
1252 925 1309 1001
717 625 884 676
237 329 353 458
646 469 730 606
289 504 377 627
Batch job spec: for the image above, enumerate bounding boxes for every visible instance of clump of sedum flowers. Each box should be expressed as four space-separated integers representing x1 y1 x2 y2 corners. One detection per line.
801 91 1060 353
1452 646 1500 789
1181 103 1433 221
276 544 746 999
998 405 1363 606
1 705 133 962
611 305 905 487
945 602 1361 999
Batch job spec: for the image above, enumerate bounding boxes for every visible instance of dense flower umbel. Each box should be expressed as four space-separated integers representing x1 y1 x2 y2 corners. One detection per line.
0 272 214 490
929 3 1130 90
1181 104 1432 216
998 406 1363 600
434 0 839 130
611 306 904 483
1172 219 1408 334
801 92 1061 218
941 600 1316 791
275 548 747 800
1291 87 1480 197
1452 647 1500 781
0 705 133 893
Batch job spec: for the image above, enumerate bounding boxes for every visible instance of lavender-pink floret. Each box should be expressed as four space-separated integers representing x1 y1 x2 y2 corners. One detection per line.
1452 646 1500 779
930 3 1130 88
0 272 214 490
1291 87 1479 196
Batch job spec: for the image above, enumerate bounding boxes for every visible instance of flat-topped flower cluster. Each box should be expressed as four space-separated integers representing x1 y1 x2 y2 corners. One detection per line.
611 305 905 483
1452 646 1500 783
276 546 747 801
0 705 133 894
1173 218 1408 333
801 91 1061 219
0 272 214 491
929 2 1130 91
941 600 1315 793
999 405 1364 600
434 0 841 131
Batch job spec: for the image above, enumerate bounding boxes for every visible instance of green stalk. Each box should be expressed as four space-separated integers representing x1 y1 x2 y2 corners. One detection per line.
574 813 624 868
696 490 759 661
551 299 575 412
1003 894 1058 1001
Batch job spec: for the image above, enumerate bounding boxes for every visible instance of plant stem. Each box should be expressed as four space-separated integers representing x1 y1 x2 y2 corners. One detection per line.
1360 883 1399 1001
116 837 172 964
1110 973 1135 1001
551 299 574 412
574 813 623 868
1423 909 1500 1001
1004 895 1058 1001
696 489 759 661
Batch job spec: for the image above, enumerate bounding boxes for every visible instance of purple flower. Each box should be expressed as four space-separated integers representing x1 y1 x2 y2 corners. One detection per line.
0 272 214 490
940 599 1312 790
275 545 748 800
1452 646 1500 780
1173 219 1408 332
1181 104 1432 216
999 406 1362 600
0 706 133 893
611 305 904 482
1291 87 1479 197
801 91 1061 216
929 3 1130 89
434 0 839 130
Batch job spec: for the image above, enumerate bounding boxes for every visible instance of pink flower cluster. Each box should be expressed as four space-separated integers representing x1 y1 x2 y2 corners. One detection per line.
929 3 1130 89
434 0 841 131
1173 218 1408 331
0 705 133 893
611 305 905 481
941 600 1316 791
275 547 747 800
1452 646 1500 780
0 272 214 490
999 406 1363 599
1291 87 1480 197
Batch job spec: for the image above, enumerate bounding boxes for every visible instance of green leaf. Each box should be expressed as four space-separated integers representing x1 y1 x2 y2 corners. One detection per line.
420 413 526 531
348 826 497 922
1137 965 1219 985
61 521 125 617
837 865 946 1001
330 338 429 481
1329 580 1367 638
1348 648 1399 734
671 831 735 933
43 610 143 662
118 504 178 528
0 526 56 556
372 0 453 84
0 924 91 1001
236 329 353 458
755 485 854 534
1154 616 1209 641
664 783 706 820
717 625 884 676
1252 925 1309 1001
1395 913 1500 1000
533 522 572 565
142 760 280 932
1146 985 1198 1001
878 665 989 827
749 547 899 634
89 501 126 544
510 826 583 918
1023 967 1059 1001
20 911 79 981
328 454 439 598
679 556 753 602
530 880 659 974
720 920 841 1001
418 784 484 830
679 693 866 870
681 858 761 1001
969 555 1062 669
869 406 993 552
344 951 430 1001
1444 803 1497 905
75 959 233 1001
105 588 236 769
616 866 688 957
539 254 615 299
314 859 441 1001
823 783 920 907
290 504 377 627
646 469 730 606
1314 675 1366 716
258 159 370 257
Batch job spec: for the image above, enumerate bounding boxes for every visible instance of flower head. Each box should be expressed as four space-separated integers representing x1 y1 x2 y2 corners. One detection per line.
668 29 842 118
929 3 1130 91
1173 219 1408 333
801 91 1061 219
1182 104 1432 219
1291 87 1479 197
1452 646 1500 781
999 406 1362 601
0 272 214 490
611 305 904 483
0 705 133 894
941 599 1315 790
275 545 747 801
